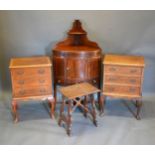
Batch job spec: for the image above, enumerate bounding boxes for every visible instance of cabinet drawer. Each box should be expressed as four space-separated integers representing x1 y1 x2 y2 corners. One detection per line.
104 84 140 96
13 85 52 98
13 76 52 87
11 67 51 79
104 75 141 86
104 65 142 76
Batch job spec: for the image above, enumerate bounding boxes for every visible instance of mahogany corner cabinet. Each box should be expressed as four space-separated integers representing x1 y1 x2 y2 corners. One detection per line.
52 20 102 103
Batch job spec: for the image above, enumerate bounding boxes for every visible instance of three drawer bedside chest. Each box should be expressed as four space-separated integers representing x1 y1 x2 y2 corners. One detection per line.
9 56 55 123
100 54 145 119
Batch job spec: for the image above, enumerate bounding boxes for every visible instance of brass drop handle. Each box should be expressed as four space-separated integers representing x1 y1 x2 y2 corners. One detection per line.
40 89 46 93
19 90 25 95
130 69 137 73
130 79 136 83
18 80 25 85
39 79 45 83
109 87 115 92
38 69 45 74
109 67 116 72
109 77 116 81
16 70 24 75
129 87 136 92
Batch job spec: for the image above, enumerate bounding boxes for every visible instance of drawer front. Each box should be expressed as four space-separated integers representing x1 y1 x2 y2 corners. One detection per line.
13 85 52 98
104 85 140 96
13 76 52 87
104 65 142 76
104 75 141 86
11 67 51 79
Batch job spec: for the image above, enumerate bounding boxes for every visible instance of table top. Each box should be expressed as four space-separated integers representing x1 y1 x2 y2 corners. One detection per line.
103 54 145 67
59 82 100 99
9 56 52 68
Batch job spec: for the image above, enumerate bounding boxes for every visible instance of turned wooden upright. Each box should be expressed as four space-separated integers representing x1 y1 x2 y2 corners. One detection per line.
52 20 102 104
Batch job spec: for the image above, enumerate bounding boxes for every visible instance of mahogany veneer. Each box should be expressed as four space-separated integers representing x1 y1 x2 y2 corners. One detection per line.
9 56 55 123
100 54 145 119
52 20 102 103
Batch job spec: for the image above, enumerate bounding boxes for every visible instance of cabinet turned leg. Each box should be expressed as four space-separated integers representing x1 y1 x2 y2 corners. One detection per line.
12 100 19 123
58 96 65 126
83 95 88 118
99 94 105 116
48 97 55 119
67 100 72 136
90 94 97 127
54 83 57 106
136 99 142 120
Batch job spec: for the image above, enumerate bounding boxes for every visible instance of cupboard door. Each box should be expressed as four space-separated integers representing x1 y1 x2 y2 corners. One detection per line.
53 57 66 83
87 58 100 79
66 58 87 82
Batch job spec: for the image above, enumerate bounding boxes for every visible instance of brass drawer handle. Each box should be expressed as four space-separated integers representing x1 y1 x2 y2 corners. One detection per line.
130 69 137 73
39 79 45 83
109 67 116 72
129 87 136 93
16 70 24 75
130 79 136 83
18 90 25 95
109 87 115 92
40 88 46 93
109 77 116 81
18 80 25 85
38 69 45 74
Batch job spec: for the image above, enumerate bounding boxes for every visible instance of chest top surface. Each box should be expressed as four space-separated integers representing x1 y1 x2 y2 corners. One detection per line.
9 56 52 69
103 54 145 67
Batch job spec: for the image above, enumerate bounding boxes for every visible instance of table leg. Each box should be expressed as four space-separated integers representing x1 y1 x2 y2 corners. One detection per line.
136 99 142 120
54 83 57 107
83 95 88 117
99 93 105 116
67 100 72 136
12 100 19 123
90 94 97 127
58 96 65 126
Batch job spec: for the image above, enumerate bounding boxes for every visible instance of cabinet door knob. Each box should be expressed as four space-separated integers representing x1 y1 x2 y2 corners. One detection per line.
93 80 96 84
66 67 70 71
58 80 61 83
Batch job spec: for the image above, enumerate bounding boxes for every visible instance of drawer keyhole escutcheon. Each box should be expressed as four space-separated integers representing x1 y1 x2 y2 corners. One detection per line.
40 89 46 93
129 87 136 93
130 79 136 83
39 79 45 83
130 69 137 73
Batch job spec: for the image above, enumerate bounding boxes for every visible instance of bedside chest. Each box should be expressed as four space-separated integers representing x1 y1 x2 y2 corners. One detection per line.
100 54 145 119
9 56 55 123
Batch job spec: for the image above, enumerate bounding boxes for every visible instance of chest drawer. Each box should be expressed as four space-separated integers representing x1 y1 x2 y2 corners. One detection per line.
12 76 52 87
104 75 141 86
104 84 140 96
13 85 52 98
104 65 142 76
11 67 51 79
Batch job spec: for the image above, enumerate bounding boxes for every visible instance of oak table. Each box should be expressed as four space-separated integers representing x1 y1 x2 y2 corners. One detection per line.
100 54 145 119
58 82 100 136
9 56 55 123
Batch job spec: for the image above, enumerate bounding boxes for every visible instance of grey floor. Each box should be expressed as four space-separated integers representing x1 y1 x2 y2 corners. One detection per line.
0 92 155 145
